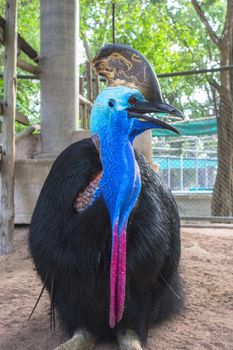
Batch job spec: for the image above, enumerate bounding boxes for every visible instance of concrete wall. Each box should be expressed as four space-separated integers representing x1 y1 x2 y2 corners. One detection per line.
174 192 212 217
14 159 53 223
0 133 41 160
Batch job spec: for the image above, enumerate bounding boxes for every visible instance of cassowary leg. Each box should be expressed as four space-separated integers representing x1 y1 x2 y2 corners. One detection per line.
117 329 143 350
53 329 96 350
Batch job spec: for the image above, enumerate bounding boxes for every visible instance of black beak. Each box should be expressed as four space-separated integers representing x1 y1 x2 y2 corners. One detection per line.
129 101 184 119
128 111 180 134
127 100 183 135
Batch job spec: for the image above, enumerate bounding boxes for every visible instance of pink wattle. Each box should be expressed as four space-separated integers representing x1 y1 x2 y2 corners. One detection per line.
116 227 127 323
109 224 118 328
109 223 127 328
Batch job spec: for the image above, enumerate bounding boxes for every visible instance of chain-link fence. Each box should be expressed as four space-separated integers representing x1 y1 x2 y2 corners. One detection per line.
152 116 233 222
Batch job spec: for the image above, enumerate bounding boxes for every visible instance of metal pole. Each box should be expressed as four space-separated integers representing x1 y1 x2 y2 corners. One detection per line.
168 157 171 188
157 65 233 78
180 156 184 191
195 156 199 191
205 156 208 188
195 139 198 191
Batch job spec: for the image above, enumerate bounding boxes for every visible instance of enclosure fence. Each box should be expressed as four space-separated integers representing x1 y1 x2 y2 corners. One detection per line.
152 117 233 222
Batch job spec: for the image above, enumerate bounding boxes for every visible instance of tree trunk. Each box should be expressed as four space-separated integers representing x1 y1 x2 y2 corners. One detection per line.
212 94 233 216
211 0 233 216
212 50 233 216
191 0 233 217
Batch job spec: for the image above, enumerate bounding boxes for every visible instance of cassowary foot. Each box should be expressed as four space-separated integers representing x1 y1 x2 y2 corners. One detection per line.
117 329 143 350
53 329 96 350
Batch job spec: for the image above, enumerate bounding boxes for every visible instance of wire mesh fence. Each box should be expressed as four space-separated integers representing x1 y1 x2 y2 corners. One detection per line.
155 154 217 192
152 116 233 222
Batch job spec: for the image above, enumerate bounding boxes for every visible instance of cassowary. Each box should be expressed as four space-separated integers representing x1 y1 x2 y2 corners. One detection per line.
29 44 184 350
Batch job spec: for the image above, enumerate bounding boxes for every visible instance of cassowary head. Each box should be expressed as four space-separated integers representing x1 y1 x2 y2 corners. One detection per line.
91 44 183 141
90 85 180 143
89 44 183 328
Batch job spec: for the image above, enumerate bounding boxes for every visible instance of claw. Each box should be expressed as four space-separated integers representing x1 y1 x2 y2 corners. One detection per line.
54 329 96 350
117 329 143 350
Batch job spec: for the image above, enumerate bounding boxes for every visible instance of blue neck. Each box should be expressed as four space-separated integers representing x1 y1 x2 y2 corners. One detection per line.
92 109 142 327
96 110 141 230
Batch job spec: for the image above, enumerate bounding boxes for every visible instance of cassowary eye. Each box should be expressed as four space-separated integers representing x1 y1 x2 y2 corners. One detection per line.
128 96 137 106
108 99 115 108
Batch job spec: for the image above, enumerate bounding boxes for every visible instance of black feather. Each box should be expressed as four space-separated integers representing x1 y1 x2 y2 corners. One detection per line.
29 138 184 344
28 272 48 321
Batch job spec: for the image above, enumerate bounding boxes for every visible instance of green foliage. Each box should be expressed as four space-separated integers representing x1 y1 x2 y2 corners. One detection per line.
0 0 227 132
80 0 226 118
0 0 40 132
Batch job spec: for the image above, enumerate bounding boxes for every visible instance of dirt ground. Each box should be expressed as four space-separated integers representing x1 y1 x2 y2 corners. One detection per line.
0 226 233 350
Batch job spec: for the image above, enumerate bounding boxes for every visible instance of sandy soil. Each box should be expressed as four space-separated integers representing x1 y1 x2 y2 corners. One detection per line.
0 226 233 350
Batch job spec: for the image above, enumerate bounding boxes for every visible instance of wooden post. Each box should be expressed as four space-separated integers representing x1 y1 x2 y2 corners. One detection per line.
85 62 92 129
0 0 17 255
79 77 84 127
92 72 99 100
86 62 93 102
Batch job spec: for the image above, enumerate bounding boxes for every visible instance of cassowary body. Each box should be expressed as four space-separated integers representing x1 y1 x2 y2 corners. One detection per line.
29 138 182 343
29 44 184 349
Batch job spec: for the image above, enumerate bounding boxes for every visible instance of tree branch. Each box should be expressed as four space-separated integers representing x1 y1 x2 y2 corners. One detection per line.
207 77 221 94
209 83 219 118
81 32 93 62
159 6 194 58
191 0 222 49
101 3 111 48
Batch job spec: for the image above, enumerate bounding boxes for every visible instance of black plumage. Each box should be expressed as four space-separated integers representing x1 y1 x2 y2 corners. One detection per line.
29 138 183 344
